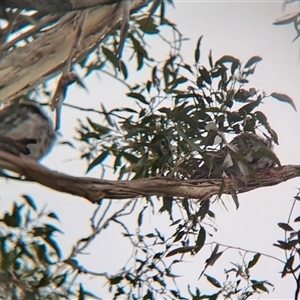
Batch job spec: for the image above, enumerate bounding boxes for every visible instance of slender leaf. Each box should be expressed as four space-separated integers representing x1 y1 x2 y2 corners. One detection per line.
205 274 222 288
138 206 147 227
244 56 262 68
22 194 37 211
278 222 294 232
87 151 110 173
127 92 148 105
137 17 159 34
194 35 203 63
215 55 238 66
195 227 206 254
273 12 299 25
248 253 261 269
166 246 196 257
102 46 118 68
271 92 297 111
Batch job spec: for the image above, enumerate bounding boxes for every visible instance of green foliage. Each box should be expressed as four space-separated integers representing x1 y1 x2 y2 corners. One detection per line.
273 192 300 286
73 23 295 297
78 38 289 226
0 196 109 299
0 197 69 299
0 197 271 299
0 1 299 299
80 49 284 181
186 249 273 300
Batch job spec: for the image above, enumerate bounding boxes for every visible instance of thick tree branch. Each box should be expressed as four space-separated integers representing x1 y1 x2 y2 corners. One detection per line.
0 151 299 204
0 0 151 102
0 0 122 13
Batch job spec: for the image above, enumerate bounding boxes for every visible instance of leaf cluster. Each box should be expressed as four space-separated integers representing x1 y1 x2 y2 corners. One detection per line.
72 31 298 298
0 196 98 300
274 192 300 287
75 41 296 236
78 39 293 184
0 2 297 298
187 250 273 300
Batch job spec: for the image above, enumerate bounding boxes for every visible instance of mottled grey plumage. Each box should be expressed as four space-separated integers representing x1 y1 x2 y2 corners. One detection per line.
191 133 276 179
0 103 55 160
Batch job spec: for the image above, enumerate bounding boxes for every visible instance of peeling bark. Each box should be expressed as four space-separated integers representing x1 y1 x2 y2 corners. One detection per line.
0 151 299 204
0 0 121 12
0 0 151 102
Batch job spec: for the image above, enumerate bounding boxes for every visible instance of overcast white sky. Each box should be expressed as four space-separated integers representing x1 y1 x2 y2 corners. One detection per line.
2 1 300 299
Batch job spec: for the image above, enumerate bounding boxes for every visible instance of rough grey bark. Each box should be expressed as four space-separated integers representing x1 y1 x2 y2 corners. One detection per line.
0 150 299 203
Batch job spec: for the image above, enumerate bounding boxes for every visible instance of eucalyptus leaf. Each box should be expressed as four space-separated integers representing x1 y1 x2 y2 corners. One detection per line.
244 56 262 68
270 92 297 111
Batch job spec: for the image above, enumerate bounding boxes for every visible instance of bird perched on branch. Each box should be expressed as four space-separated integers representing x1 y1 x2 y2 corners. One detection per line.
191 133 278 180
0 103 55 160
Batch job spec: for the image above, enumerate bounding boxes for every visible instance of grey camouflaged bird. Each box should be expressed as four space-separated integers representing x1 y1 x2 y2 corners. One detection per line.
191 133 276 179
0 103 55 160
